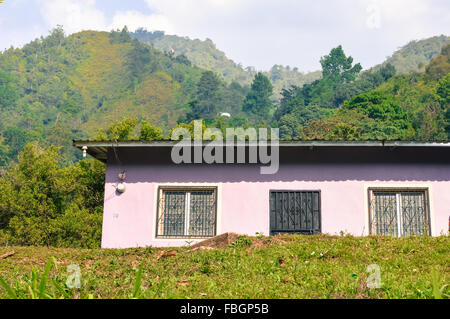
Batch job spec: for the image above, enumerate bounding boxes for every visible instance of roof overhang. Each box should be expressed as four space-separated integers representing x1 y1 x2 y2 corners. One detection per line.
73 140 450 163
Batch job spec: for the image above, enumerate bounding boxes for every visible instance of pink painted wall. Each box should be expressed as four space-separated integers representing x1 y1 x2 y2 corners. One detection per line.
101 161 450 248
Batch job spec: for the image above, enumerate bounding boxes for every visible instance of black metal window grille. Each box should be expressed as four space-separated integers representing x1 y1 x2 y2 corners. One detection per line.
369 189 431 237
156 187 217 238
270 191 321 235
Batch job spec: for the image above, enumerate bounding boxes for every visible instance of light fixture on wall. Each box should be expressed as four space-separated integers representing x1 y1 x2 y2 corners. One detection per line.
117 183 126 193
116 171 126 193
82 146 88 158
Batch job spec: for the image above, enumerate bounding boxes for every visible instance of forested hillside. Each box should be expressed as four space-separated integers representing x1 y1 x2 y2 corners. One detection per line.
131 29 322 99
297 44 450 141
82 43 450 144
0 27 249 166
131 29 449 98
0 27 448 168
375 35 449 74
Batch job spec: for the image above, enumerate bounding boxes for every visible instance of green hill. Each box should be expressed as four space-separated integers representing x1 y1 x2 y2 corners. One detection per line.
0 28 247 165
131 29 322 99
375 35 450 74
0 27 448 167
299 44 450 141
133 30 254 84
131 30 449 98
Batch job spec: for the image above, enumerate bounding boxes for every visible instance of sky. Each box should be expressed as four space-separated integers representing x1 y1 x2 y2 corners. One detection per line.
0 0 449 72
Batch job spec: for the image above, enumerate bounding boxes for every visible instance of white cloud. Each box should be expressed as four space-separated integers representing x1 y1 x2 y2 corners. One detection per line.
37 0 108 33
133 0 449 70
31 0 450 71
111 10 173 33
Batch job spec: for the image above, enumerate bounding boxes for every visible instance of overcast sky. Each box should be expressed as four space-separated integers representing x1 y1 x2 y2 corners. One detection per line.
0 0 448 72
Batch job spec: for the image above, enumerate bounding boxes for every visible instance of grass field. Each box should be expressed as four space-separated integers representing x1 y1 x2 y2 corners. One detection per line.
0 234 448 299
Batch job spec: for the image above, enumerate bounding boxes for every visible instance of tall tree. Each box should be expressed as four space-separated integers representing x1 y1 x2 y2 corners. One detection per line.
426 44 450 79
320 45 362 83
242 72 274 119
193 70 222 120
0 71 18 110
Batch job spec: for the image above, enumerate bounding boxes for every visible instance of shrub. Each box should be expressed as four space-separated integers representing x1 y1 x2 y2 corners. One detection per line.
0 143 105 248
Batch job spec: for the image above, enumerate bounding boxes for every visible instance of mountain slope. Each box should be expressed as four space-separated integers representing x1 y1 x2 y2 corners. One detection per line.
131 29 322 99
300 44 450 141
0 28 448 167
133 30 254 84
132 30 449 99
375 35 450 74
0 29 208 165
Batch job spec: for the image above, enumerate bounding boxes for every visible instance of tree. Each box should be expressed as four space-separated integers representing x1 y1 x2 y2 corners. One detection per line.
242 72 274 119
1 127 37 162
328 122 361 140
380 63 396 80
170 120 207 140
278 114 301 140
345 92 405 120
44 25 65 47
437 74 450 107
426 44 450 79
125 38 151 88
343 91 415 139
174 54 191 66
320 45 362 83
99 118 139 140
110 26 132 44
333 63 396 106
194 71 222 120
0 71 18 110
437 74 450 137
139 120 165 140
0 143 105 247
274 46 363 114
221 81 249 116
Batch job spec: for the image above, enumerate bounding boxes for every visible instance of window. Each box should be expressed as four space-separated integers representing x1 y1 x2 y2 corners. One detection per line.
270 190 321 235
368 188 431 237
156 187 217 238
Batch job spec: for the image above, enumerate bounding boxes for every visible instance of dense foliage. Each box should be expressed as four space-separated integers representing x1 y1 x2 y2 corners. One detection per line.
0 144 105 248
0 27 448 168
242 73 274 120
131 28 323 99
278 44 449 141
376 35 450 74
0 27 253 166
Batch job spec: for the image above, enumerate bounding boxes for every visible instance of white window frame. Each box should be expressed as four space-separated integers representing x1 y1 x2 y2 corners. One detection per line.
154 184 220 240
367 187 431 237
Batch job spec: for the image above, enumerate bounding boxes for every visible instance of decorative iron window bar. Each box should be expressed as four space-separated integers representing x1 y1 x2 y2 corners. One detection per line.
270 190 321 235
156 187 217 238
368 188 431 237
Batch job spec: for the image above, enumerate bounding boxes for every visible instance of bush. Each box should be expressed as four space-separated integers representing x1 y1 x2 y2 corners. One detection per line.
0 143 105 248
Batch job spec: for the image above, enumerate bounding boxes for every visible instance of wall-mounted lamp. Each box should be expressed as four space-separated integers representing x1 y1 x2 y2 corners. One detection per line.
117 183 126 193
82 146 88 158
116 171 126 193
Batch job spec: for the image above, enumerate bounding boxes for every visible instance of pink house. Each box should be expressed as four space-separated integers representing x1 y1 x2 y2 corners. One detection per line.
74 140 450 248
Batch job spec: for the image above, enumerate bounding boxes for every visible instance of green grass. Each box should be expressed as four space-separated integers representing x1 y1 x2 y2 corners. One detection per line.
0 234 448 299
